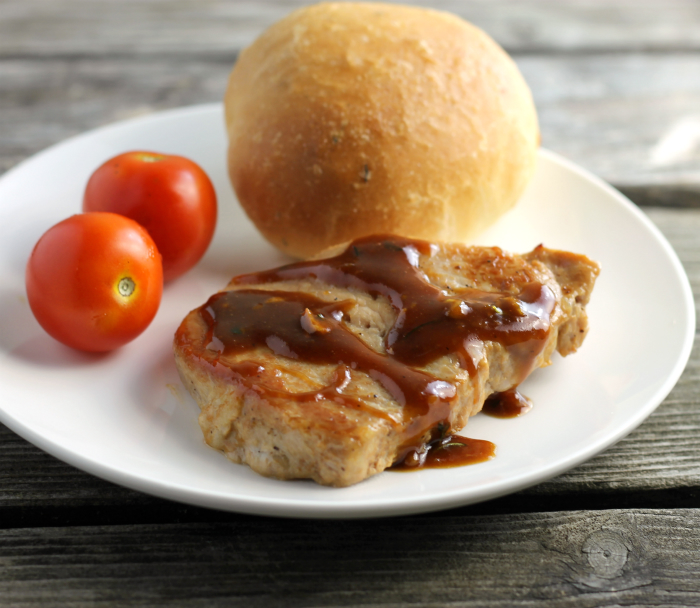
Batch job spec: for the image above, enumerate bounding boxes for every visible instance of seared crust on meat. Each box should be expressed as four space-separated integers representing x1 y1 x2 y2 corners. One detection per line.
174 238 599 487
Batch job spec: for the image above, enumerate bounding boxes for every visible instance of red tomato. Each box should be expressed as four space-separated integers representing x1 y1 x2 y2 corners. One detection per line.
26 213 163 352
83 151 217 282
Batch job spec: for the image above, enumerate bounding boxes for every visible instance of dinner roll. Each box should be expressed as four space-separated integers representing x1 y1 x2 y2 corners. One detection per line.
225 2 539 258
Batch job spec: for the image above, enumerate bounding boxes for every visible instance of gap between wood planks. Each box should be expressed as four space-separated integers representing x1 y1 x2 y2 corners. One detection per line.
2 486 700 530
618 185 700 208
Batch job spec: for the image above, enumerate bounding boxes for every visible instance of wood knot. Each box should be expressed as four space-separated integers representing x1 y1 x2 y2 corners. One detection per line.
582 531 628 579
548 515 653 594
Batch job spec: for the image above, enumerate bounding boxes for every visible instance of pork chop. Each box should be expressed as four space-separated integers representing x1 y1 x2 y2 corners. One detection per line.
173 235 600 486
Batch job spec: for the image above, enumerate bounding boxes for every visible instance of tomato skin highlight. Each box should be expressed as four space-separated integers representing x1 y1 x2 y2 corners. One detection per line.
83 151 217 282
26 213 163 352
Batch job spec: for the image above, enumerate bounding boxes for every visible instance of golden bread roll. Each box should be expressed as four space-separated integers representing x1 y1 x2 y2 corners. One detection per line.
225 2 539 258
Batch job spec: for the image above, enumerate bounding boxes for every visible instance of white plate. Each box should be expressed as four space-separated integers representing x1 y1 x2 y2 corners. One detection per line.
0 104 694 518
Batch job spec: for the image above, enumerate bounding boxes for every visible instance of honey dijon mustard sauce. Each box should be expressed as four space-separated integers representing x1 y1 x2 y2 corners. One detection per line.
196 235 556 470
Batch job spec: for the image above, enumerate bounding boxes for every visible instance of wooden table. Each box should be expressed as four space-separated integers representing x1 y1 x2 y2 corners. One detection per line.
2 1 700 604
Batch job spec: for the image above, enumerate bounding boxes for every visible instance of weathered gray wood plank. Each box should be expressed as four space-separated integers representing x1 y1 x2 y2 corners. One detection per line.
0 58 229 175
3 1 700 197
2 0 699 57
1 1 699 602
2 55 700 200
521 53 700 193
1 510 700 606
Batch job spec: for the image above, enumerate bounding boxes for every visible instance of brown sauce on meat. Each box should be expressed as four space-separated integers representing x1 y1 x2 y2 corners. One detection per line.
483 388 533 418
198 235 554 467
232 236 554 373
201 290 452 433
392 430 496 471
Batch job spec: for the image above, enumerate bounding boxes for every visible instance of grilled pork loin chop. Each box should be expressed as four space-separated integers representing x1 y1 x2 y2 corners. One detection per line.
174 235 599 487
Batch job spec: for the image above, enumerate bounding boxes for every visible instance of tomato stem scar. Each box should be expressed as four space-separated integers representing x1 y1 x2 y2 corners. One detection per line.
136 153 165 163
118 277 135 297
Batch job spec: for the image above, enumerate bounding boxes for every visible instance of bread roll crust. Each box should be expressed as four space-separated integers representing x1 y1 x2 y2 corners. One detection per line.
225 2 539 258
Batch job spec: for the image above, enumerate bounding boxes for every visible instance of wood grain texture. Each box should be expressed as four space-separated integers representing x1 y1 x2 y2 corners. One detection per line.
2 55 700 202
2 0 700 56
1 510 700 606
2 2 700 200
2 1 700 603
0 58 230 175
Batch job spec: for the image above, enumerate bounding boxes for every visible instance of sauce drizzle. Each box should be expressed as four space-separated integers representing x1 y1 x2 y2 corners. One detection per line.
196 235 554 467
392 431 496 471
483 388 533 418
